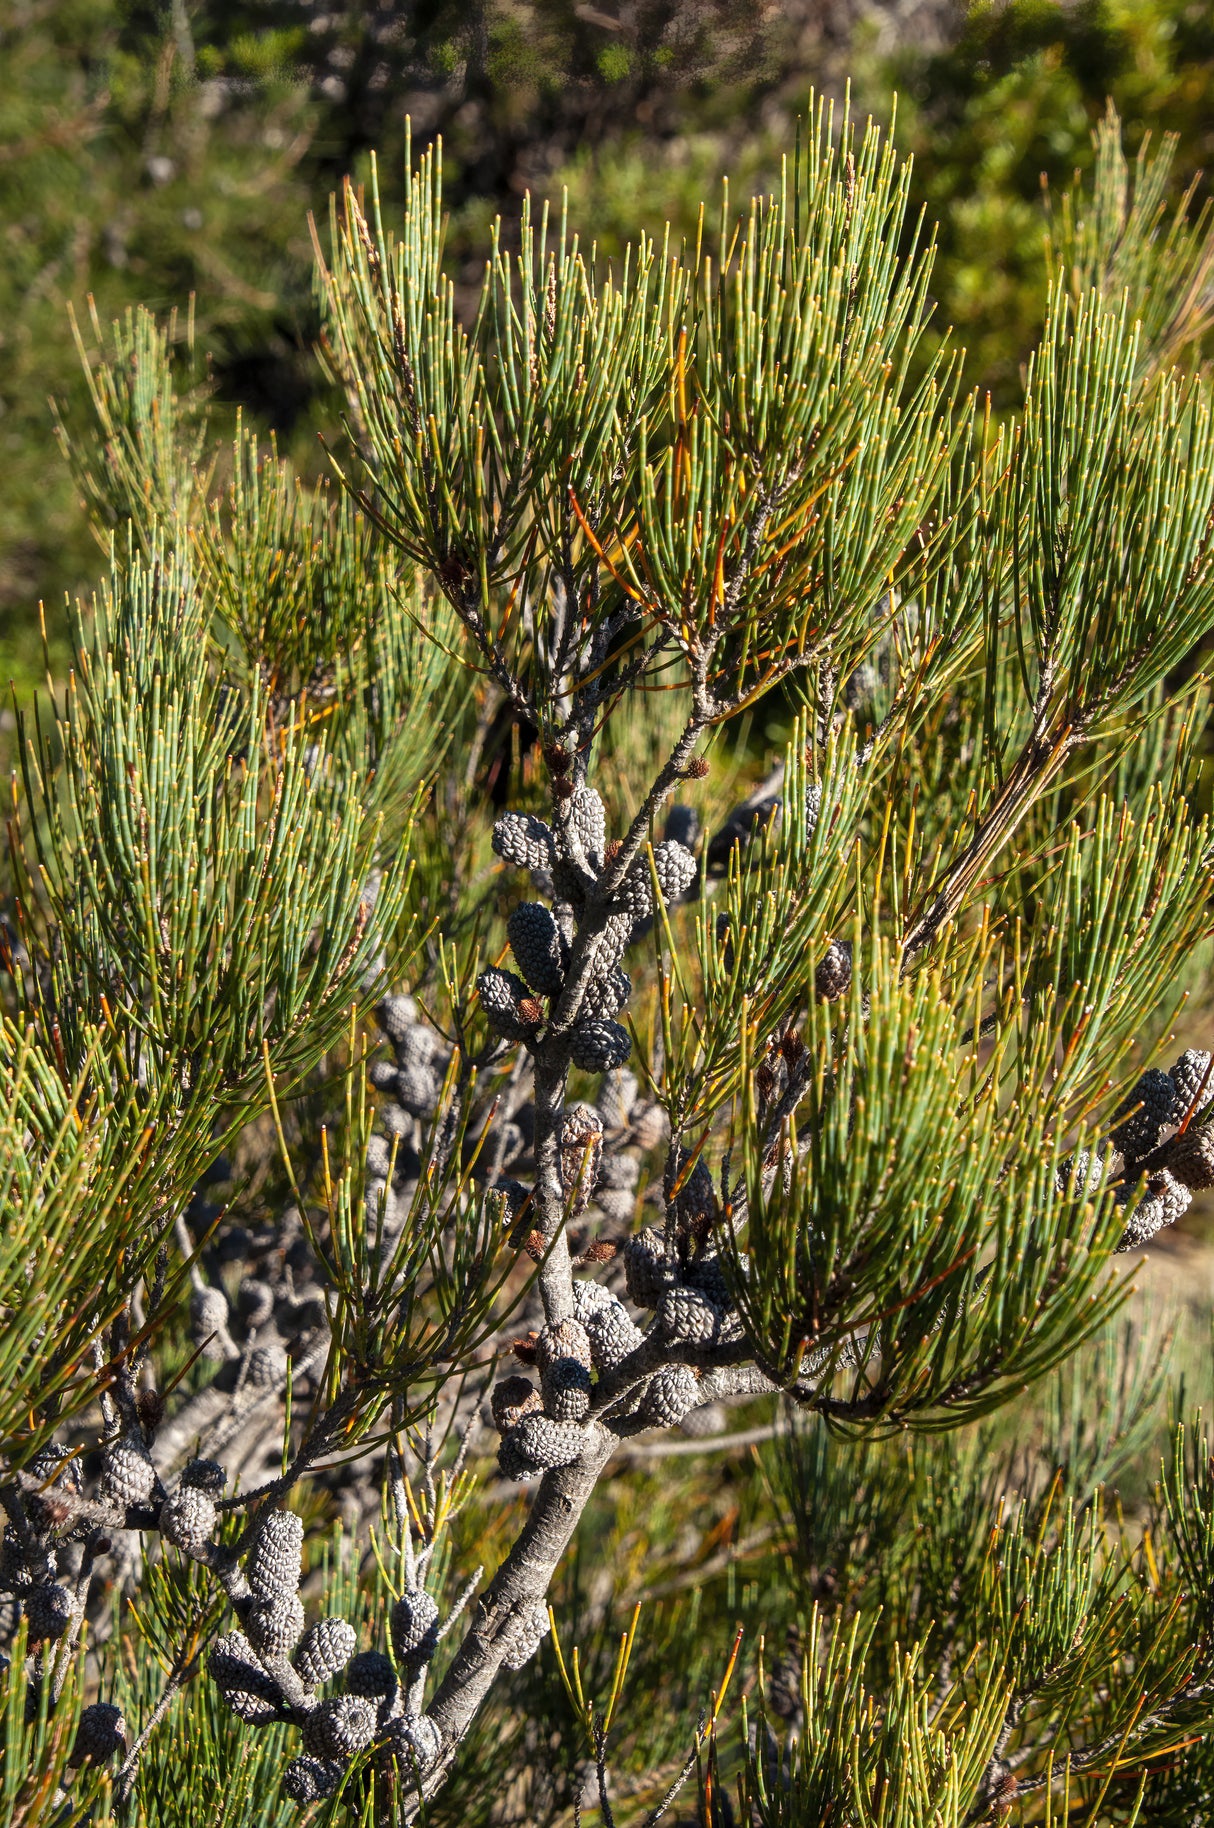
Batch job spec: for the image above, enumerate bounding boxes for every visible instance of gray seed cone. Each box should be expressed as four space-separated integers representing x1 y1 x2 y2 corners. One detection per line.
295 1616 358 1687
597 1069 640 1131
493 811 555 873
502 1414 585 1476
1111 1068 1181 1164
382 1712 443 1775
70 1701 127 1767
302 1694 376 1759
583 1297 644 1372
652 839 697 904
536 1317 592 1372
569 785 607 867
375 994 418 1043
190 1285 235 1359
594 1187 637 1226
245 1342 289 1389
25 1582 74 1641
159 1487 217 1552
247 1592 306 1657
582 968 632 1020
508 902 567 996
101 1434 156 1509
570 1019 632 1073
208 1632 285 1725
670 1150 716 1227
638 1364 700 1429
182 1457 226 1494
0 1529 34 1594
1171 1048 1214 1117
814 939 853 1002
560 1105 603 1214
283 1756 345 1803
658 1284 723 1347
1116 1167 1192 1249
624 1228 675 1309
502 1602 551 1671
478 967 540 1042
390 1588 439 1666
1167 1122 1214 1191
248 1510 303 1602
347 1649 397 1700
571 1278 615 1321
542 1358 592 1424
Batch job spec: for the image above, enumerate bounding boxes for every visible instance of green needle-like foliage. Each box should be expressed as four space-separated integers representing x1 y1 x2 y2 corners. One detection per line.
10 91 1214 1828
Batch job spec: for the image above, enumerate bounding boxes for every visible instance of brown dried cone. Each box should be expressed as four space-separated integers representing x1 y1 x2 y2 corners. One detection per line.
1171 1048 1214 1116
560 1105 603 1215
624 1227 676 1309
159 1486 217 1552
570 1019 632 1073
1116 1167 1192 1249
508 902 567 996
390 1589 439 1668
294 1617 358 1687
283 1756 345 1802
382 1712 444 1776
499 1413 585 1477
302 1694 377 1759
478 967 542 1042
247 1592 306 1657
101 1433 156 1508
638 1364 700 1429
814 939 853 1001
502 1602 551 1671
490 1374 544 1431
25 1582 75 1642
1110 1068 1182 1164
69 1701 127 1767
492 811 556 873
248 1510 303 1602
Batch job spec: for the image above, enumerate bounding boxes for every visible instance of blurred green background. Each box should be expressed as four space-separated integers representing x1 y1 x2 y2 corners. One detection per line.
2 0 1213 697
